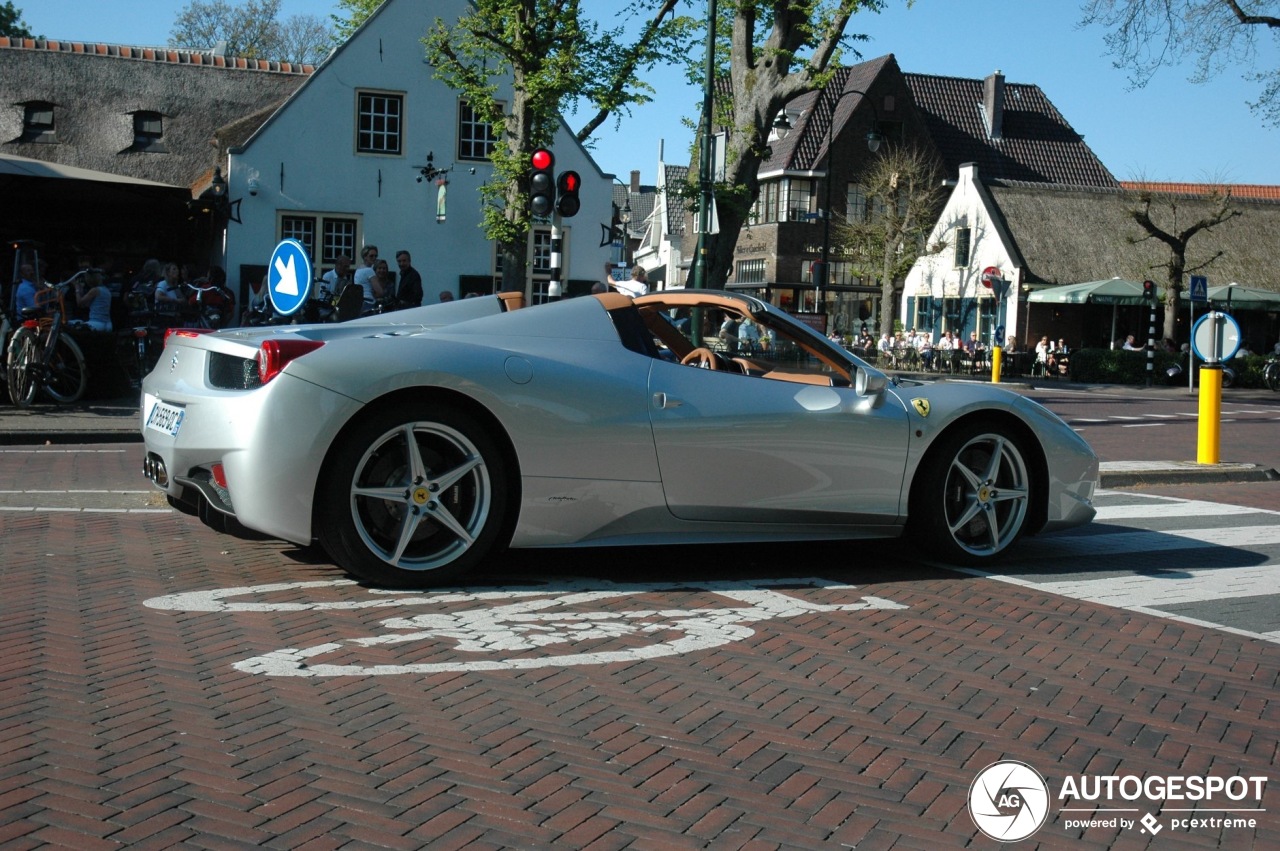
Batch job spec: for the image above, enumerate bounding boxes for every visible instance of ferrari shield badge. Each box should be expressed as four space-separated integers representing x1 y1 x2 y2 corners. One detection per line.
911 398 930 418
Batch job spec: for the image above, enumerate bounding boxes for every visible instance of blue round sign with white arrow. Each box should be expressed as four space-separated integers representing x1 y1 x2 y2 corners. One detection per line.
267 239 313 316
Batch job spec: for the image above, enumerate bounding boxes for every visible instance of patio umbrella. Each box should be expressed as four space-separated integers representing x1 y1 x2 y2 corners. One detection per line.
1180 283 1280 310
1027 278 1161 347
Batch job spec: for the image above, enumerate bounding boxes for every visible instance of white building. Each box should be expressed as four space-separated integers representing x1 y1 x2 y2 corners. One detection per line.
223 0 612 305
902 163 1023 347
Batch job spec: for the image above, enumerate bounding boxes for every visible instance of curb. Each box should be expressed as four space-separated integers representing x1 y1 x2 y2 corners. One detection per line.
1099 462 1280 488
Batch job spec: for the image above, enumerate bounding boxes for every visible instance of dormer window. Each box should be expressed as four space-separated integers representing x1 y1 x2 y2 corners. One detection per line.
20 101 56 143
131 111 166 152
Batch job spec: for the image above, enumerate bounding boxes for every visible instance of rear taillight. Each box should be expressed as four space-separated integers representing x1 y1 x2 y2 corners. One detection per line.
257 338 325 384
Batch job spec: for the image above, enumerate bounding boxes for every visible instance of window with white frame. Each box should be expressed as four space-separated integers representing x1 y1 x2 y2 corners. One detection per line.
785 179 814 222
845 184 869 223
356 91 403 155
458 100 499 161
735 258 766 284
279 213 361 273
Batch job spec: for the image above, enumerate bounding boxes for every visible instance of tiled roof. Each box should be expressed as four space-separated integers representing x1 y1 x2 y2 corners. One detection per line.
774 59 893 173
0 37 314 74
1120 181 1280 201
904 71 1117 187
664 164 689 234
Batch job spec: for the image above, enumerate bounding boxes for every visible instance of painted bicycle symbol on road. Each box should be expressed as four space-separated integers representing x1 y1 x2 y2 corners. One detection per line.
145 577 908 677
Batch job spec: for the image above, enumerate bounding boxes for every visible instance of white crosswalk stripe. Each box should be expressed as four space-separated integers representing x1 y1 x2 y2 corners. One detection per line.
949 491 1280 645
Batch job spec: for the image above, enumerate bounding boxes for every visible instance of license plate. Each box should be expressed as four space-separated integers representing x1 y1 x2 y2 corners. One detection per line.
145 398 185 437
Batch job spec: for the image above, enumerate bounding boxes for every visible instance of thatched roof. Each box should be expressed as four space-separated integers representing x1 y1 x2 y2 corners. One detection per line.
989 183 1280 291
0 39 309 192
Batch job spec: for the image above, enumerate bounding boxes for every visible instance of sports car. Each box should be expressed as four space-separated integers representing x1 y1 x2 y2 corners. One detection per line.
140 289 1097 588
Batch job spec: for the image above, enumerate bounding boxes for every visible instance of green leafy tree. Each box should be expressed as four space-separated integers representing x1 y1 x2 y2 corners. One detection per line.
171 0 333 64
686 0 903 288
332 0 383 42
1 1 34 38
423 1 695 291
1080 1 1280 127
832 145 945 335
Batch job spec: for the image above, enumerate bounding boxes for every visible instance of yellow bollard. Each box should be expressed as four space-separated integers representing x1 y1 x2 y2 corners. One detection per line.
991 346 1003 384
1197 365 1222 464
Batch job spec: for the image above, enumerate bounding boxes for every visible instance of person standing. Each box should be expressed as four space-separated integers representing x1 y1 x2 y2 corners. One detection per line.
354 245 378 307
392 250 423 310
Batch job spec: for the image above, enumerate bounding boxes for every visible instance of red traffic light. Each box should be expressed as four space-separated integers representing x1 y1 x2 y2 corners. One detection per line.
556 170 581 217
1143 279 1155 299
530 149 556 217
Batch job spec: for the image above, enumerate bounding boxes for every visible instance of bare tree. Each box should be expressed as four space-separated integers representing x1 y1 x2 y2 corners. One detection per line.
1080 0 1280 126
1124 183 1242 339
171 0 333 63
832 146 946 335
274 14 333 66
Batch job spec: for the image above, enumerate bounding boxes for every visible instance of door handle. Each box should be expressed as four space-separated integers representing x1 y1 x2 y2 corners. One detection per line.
652 392 682 409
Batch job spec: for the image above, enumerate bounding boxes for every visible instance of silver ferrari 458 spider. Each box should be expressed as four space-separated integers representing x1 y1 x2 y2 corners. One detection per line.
140 289 1097 587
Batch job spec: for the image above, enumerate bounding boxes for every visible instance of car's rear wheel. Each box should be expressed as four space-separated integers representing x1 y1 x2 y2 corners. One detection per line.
909 421 1032 564
318 403 511 588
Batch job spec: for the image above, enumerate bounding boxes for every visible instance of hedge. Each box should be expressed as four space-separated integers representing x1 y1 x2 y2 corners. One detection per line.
1067 348 1274 388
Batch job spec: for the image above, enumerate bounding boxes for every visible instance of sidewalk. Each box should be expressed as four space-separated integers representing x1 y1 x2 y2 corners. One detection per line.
1 386 1276 487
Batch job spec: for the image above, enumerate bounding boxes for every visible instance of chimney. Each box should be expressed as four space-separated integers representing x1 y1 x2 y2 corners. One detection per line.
984 69 1004 141
630 170 641 192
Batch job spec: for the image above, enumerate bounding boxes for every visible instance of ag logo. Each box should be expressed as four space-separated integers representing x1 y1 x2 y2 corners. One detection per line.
968 760 1050 842
911 397 930 418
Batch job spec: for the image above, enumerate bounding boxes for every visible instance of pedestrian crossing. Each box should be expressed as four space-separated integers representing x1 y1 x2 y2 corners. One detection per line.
950 491 1280 645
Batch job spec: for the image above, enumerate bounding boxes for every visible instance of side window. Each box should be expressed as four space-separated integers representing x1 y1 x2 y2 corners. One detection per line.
356 91 403 155
458 100 499 161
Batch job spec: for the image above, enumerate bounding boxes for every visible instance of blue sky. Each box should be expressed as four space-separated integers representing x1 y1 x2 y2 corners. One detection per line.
22 0 1280 186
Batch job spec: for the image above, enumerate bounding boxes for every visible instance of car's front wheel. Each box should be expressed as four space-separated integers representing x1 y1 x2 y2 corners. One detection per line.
318 403 511 588
909 421 1032 564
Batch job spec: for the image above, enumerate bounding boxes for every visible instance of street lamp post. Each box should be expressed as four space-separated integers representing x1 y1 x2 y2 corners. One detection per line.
613 177 632 270
817 89 882 320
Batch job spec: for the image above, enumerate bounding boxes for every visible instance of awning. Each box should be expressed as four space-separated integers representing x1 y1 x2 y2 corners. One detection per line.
0 152 183 189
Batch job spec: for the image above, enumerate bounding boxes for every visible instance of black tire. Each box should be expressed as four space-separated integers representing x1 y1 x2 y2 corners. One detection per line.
43 334 87 403
908 420 1033 565
6 327 39 408
317 403 512 588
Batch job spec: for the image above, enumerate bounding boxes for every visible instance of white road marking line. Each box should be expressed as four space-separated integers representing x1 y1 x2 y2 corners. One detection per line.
1094 501 1267 520
1121 423 1165 427
1036 565 1279 607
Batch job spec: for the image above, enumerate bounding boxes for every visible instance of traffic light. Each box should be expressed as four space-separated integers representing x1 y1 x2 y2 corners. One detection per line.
529 148 555 217
556 170 581 217
1143 279 1155 300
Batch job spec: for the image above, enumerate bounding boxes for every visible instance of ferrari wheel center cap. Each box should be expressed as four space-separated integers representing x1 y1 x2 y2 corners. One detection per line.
978 485 992 502
412 487 430 506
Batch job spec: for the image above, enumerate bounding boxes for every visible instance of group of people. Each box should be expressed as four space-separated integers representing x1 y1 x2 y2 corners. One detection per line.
8 257 118 334
319 245 425 314
870 328 990 373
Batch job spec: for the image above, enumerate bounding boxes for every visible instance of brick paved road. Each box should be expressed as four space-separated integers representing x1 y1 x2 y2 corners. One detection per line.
1 446 1277 849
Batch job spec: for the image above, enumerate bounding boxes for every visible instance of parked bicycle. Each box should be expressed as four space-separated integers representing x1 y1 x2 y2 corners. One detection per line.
5 272 89 407
1264 358 1280 392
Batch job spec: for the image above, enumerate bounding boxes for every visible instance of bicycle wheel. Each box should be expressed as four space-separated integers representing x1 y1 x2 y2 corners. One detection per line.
1265 362 1280 393
44 333 88 403
6 326 40 408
